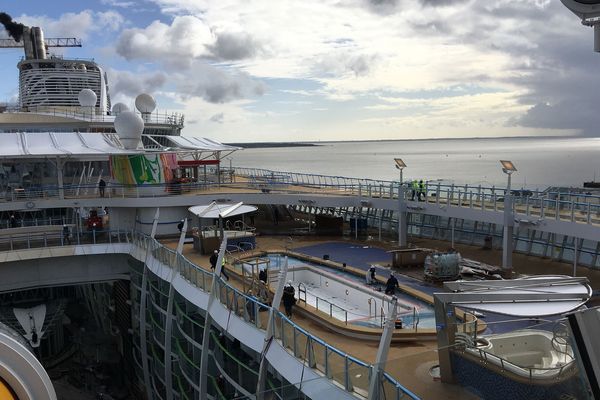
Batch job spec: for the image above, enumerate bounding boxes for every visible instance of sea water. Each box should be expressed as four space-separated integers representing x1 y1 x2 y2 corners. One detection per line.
229 136 600 189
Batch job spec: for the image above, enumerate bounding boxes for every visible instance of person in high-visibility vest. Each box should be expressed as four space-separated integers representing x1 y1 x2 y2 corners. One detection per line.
221 256 230 280
411 180 418 200
418 180 426 201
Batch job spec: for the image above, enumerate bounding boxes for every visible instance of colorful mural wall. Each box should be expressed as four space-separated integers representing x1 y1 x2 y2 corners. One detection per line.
110 153 177 185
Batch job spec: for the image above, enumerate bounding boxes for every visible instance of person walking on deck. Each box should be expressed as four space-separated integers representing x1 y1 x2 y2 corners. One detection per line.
210 250 229 280
411 180 418 201
282 281 296 318
418 180 426 201
62 224 70 245
366 265 376 285
98 179 106 197
385 273 399 295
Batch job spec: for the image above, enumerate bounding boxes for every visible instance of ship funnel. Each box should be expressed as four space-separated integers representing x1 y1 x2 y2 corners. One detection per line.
31 27 46 59
20 26 47 60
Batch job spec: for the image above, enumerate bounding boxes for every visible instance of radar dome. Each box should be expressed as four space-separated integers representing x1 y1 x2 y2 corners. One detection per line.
114 111 144 149
111 103 129 116
78 89 97 107
135 93 156 114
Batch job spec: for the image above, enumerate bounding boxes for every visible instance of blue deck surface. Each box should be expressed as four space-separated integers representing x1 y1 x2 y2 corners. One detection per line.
295 241 440 295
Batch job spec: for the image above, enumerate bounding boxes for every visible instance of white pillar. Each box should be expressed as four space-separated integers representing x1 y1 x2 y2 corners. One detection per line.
199 233 228 398
256 258 289 400
150 208 160 238
502 174 513 274
368 297 399 399
56 157 65 200
398 184 407 247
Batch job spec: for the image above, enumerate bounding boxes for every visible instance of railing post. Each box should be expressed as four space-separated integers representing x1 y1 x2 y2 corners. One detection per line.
541 199 545 219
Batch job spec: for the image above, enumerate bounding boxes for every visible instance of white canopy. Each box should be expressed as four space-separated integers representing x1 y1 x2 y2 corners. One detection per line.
165 136 241 151
189 202 258 219
438 275 592 317
0 132 141 158
0 132 240 158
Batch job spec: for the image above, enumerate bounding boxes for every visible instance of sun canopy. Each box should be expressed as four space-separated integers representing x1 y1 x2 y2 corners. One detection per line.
0 132 240 159
165 136 241 151
436 276 592 317
0 132 141 158
189 202 258 219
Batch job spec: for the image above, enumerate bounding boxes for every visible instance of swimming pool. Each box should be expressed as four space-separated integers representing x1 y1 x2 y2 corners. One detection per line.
244 253 436 329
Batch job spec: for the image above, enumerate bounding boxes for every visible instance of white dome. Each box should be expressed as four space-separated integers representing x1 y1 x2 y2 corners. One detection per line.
114 111 144 149
111 103 129 116
78 89 97 107
135 93 156 113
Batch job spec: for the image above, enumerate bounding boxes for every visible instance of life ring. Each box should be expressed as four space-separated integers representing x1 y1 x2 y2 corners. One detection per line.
25 201 35 209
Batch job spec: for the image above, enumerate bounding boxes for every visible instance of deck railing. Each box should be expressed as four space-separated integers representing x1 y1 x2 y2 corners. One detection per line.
0 231 419 399
2 166 600 226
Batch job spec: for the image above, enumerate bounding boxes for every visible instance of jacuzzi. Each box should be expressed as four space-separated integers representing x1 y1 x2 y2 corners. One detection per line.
465 329 575 380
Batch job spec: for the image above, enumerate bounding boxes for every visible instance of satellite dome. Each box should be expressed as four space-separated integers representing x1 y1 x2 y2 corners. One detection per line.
135 93 156 114
78 89 97 107
111 103 129 116
114 111 144 149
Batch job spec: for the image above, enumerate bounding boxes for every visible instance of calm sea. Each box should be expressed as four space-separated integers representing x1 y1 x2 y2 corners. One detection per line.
229 136 600 189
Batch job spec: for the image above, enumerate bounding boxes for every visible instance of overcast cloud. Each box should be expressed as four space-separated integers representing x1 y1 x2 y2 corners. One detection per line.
1 0 599 141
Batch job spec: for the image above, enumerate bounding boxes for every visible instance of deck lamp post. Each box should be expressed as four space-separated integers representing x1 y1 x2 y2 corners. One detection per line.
394 158 408 247
500 160 517 275
394 158 406 184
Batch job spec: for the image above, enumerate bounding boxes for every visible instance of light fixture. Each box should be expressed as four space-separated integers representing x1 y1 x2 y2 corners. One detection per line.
394 158 406 170
500 160 517 174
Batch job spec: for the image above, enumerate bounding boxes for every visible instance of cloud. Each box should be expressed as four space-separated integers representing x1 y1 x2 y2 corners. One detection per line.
138 0 599 138
100 0 137 7
107 69 167 97
178 64 266 103
116 15 264 67
116 16 213 67
208 32 263 61
209 112 224 123
15 10 124 40
313 52 378 78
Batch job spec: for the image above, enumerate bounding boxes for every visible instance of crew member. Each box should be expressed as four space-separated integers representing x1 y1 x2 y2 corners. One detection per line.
385 273 399 295
282 281 296 318
418 180 425 201
411 180 418 201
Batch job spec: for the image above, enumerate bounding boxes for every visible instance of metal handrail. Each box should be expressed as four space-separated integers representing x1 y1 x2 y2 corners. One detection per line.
471 346 575 382
0 230 417 399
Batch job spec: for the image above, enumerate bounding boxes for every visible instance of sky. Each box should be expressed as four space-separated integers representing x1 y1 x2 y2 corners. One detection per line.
0 0 599 143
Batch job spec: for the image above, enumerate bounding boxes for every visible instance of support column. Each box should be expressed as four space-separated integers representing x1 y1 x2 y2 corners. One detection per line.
139 253 154 400
256 258 289 400
398 184 407 247
199 234 228 399
139 216 160 400
502 193 514 275
434 296 455 383
150 208 160 238
56 157 65 200
163 218 187 400
367 297 398 400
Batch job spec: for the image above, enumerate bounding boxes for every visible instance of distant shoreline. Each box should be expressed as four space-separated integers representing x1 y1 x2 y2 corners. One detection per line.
225 142 320 148
226 135 584 148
